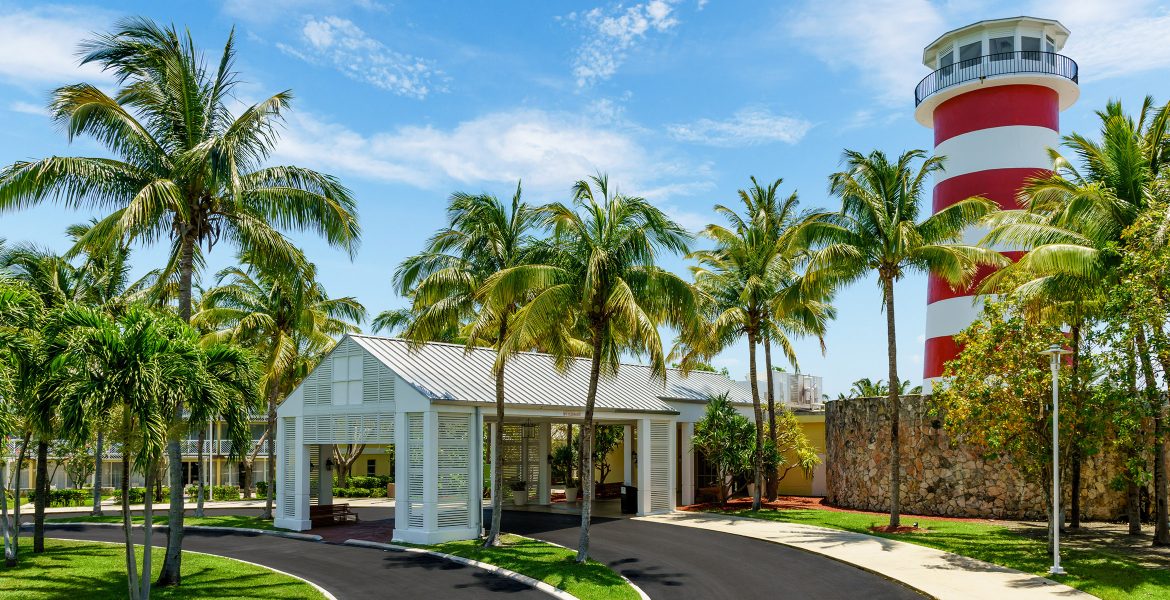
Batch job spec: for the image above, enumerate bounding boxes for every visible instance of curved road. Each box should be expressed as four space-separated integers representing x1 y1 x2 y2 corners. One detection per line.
500 511 924 600
41 523 545 600
41 507 924 599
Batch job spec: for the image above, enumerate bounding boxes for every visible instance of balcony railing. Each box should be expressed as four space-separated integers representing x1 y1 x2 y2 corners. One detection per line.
4 439 270 459
915 51 1078 106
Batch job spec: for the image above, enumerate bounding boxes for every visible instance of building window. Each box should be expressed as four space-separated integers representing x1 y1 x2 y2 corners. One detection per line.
366 459 377 476
939 50 954 77
989 36 1013 59
331 354 363 406
1045 35 1055 53
958 41 981 65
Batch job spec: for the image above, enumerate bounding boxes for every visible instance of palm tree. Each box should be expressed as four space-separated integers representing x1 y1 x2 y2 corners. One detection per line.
0 245 84 554
196 257 364 519
797 149 1000 529
980 98 1170 543
0 277 44 566
393 183 543 547
49 306 180 600
486 174 694 562
0 19 361 582
675 178 833 508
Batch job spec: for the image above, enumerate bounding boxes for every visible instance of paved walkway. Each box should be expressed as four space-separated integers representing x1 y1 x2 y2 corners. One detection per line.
639 512 1092 600
41 523 546 600
499 510 923 599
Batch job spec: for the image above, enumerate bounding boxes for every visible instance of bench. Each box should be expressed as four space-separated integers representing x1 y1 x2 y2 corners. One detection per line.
310 503 359 527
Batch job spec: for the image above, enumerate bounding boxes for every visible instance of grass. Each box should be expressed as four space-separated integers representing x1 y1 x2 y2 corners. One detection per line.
47 514 276 531
423 534 640 600
0 538 324 599
717 508 1170 600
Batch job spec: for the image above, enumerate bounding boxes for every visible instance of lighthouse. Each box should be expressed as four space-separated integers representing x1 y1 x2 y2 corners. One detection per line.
916 17 1080 391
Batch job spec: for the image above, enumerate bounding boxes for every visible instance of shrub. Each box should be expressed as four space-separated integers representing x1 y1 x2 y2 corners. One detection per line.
256 480 268 497
345 475 392 490
48 488 90 507
334 487 370 498
367 487 386 498
211 485 240 501
113 487 169 504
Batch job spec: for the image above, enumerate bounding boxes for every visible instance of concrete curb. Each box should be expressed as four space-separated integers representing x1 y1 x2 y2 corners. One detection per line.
510 534 652 600
34 521 323 542
342 538 578 600
46 536 338 600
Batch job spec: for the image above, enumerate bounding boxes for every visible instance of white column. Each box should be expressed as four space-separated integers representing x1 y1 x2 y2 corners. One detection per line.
318 444 334 505
538 423 551 505
636 418 652 516
680 422 695 506
668 420 677 511
622 425 633 486
471 408 484 534
423 410 439 532
393 411 408 531
488 421 499 504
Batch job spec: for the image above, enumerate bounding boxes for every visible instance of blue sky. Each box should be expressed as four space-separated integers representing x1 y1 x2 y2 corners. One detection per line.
1 0 1168 396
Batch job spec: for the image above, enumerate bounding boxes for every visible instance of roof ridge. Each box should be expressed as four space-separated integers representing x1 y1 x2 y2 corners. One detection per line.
347 333 725 377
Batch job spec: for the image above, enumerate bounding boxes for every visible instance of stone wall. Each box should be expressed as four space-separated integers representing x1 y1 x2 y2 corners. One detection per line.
825 395 1129 520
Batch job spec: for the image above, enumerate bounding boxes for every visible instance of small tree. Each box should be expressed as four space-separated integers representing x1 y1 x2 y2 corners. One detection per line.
932 297 1079 547
60 441 95 489
692 393 754 503
332 444 366 489
769 408 821 486
592 425 623 486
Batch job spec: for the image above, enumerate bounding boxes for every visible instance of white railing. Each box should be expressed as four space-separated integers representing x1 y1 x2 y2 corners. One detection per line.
3 439 269 459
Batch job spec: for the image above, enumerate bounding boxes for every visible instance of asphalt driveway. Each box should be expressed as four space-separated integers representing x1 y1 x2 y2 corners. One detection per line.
41 523 544 600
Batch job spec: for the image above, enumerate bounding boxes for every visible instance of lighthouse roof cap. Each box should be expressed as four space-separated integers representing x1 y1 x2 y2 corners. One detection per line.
922 16 1071 66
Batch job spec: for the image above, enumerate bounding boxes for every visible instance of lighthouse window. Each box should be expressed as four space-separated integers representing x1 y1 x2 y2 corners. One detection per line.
958 41 981 65
939 50 954 76
990 36 1014 59
1045 36 1055 53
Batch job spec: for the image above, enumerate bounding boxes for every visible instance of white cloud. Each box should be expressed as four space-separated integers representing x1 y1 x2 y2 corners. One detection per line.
568 0 682 87
9 101 48 116
1035 0 1170 81
273 108 708 200
786 0 944 106
277 16 442 99
0 6 113 87
667 107 813 146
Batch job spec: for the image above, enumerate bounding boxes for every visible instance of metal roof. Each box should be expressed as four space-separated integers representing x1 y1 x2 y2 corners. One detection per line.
348 334 755 414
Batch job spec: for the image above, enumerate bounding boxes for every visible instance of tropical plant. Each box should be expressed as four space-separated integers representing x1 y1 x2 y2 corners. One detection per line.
0 19 362 583
797 148 1001 529
692 393 755 504
196 257 364 519
49 306 180 600
591 425 623 485
674 177 833 508
487 174 694 562
978 98 1170 543
392 183 544 548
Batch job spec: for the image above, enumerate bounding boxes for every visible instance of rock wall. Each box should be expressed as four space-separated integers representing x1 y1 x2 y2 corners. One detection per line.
825 395 1129 520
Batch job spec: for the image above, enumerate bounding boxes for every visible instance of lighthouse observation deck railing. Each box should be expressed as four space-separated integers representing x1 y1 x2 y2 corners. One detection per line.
915 51 1078 106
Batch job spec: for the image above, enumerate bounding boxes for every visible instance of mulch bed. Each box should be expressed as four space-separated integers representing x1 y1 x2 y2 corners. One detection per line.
679 495 999 525
869 525 929 534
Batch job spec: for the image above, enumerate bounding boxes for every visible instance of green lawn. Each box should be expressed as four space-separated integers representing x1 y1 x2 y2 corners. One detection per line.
47 514 276 530
0 538 324 599
424 534 640 600
717 508 1170 600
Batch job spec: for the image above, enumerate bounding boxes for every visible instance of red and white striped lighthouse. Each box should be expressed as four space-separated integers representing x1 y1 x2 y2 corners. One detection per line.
916 17 1080 391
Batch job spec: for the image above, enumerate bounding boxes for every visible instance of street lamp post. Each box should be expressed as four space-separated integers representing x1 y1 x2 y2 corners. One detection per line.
1040 342 1072 576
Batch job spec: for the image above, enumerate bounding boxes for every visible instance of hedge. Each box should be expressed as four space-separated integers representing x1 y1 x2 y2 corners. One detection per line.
48 489 90 507
333 486 387 498
341 475 392 490
112 487 170 504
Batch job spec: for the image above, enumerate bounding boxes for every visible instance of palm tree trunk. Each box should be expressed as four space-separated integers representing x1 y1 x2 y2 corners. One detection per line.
261 373 281 521
746 326 763 511
33 439 48 553
93 431 104 516
195 429 206 518
8 431 29 565
1135 327 1168 545
764 336 778 501
882 276 901 530
1 460 13 567
577 332 605 563
141 465 154 600
122 410 141 600
159 234 195 588
485 363 506 547
1126 345 1143 535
